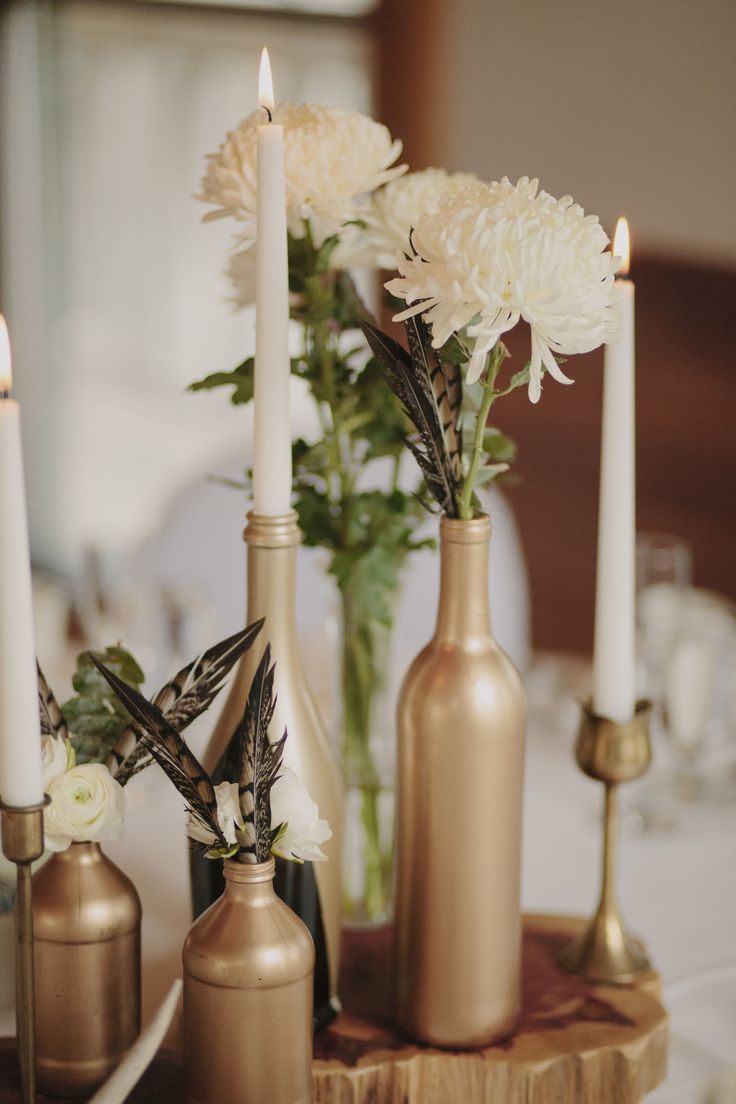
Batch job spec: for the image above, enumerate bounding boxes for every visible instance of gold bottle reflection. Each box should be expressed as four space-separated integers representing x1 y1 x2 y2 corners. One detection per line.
32 841 141 1096
197 511 343 1023
183 858 314 1104
394 514 526 1047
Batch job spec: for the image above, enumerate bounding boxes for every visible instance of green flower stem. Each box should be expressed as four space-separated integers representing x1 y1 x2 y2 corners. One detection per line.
458 342 507 519
340 584 389 921
306 309 390 918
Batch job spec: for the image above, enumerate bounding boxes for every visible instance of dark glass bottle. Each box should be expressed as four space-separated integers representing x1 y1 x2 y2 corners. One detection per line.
190 511 343 1029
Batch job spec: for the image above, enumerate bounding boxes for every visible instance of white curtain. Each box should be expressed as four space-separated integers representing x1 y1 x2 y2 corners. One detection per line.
0 0 373 574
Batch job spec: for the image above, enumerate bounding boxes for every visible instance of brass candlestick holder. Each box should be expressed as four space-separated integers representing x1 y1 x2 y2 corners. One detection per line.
557 700 652 984
1 797 47 1104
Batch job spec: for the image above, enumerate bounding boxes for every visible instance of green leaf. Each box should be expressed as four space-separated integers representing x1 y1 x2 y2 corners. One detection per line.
438 334 469 366
482 427 517 464
62 646 145 764
474 462 510 487
505 363 531 392
188 358 254 406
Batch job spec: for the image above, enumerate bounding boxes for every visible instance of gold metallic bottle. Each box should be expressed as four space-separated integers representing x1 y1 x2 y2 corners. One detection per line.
32 841 141 1096
183 857 314 1104
194 511 343 1026
394 514 526 1047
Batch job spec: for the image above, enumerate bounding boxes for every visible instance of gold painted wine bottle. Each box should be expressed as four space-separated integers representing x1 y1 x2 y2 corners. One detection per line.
183 858 314 1104
32 842 141 1096
191 511 343 1026
394 514 526 1047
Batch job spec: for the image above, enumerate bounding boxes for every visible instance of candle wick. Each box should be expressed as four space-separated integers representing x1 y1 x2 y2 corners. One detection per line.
260 104 273 124
0 389 9 400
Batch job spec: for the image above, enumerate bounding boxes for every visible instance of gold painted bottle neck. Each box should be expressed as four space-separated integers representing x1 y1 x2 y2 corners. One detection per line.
244 511 301 549
56 840 103 865
223 857 276 884
222 858 277 905
243 512 300 643
435 513 492 643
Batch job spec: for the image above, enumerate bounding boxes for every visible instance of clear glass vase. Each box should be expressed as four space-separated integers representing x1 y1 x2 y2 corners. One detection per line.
339 585 397 927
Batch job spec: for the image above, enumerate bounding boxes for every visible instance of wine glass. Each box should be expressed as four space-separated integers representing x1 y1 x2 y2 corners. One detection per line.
636 532 693 704
663 590 736 803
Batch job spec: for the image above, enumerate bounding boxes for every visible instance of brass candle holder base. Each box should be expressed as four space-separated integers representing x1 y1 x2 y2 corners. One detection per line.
557 701 652 985
1 797 48 1104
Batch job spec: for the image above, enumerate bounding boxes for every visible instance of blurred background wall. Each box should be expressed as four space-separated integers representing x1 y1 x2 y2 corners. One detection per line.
378 0 736 649
0 0 734 666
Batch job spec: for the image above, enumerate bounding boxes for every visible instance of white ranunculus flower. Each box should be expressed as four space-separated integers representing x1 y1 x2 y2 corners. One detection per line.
41 734 72 789
44 764 125 853
333 167 480 271
270 768 332 863
189 773 331 863
386 176 618 403
199 103 405 251
187 780 243 855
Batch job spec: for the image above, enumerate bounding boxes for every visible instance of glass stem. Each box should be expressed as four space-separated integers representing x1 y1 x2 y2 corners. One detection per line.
340 583 386 918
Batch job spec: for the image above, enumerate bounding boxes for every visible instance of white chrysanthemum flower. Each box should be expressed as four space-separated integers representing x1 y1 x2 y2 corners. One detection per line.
334 167 480 270
199 103 405 251
386 177 618 402
226 249 257 310
270 769 332 863
44 764 125 852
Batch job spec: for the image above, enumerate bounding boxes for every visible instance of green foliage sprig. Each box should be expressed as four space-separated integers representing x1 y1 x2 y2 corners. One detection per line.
61 646 144 764
190 231 432 669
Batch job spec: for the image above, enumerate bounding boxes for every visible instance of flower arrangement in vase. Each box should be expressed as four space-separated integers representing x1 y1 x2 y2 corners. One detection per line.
191 99 494 923
93 621 331 1104
33 625 261 1096
363 175 619 1045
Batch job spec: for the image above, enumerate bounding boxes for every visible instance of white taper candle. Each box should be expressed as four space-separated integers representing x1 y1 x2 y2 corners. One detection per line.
592 219 636 723
253 47 292 515
0 315 44 806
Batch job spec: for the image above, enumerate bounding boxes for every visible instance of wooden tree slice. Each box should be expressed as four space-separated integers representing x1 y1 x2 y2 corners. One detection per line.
312 914 668 1104
0 915 667 1104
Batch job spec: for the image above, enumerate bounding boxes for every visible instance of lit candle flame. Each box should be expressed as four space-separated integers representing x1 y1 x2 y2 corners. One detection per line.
613 217 630 278
0 314 12 394
258 48 275 116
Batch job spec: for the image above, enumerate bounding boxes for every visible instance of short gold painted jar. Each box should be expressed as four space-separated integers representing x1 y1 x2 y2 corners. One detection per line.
183 857 315 1104
32 841 141 1096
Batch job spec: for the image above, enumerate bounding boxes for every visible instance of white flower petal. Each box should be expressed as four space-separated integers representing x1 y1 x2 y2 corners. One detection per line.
336 168 480 271
41 735 72 790
44 764 125 848
269 769 331 864
186 780 244 849
387 177 617 401
200 103 405 252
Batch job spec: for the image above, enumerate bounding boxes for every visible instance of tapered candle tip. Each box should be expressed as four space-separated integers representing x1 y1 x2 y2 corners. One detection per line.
258 48 275 116
613 218 630 278
0 314 11 394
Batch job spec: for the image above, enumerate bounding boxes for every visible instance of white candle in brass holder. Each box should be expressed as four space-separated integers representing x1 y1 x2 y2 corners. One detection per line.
1 798 47 1103
557 700 652 983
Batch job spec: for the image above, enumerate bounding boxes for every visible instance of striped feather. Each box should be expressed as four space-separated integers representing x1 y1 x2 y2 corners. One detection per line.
405 315 463 485
37 662 68 741
109 619 265 784
236 645 286 864
90 655 227 848
362 319 461 515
